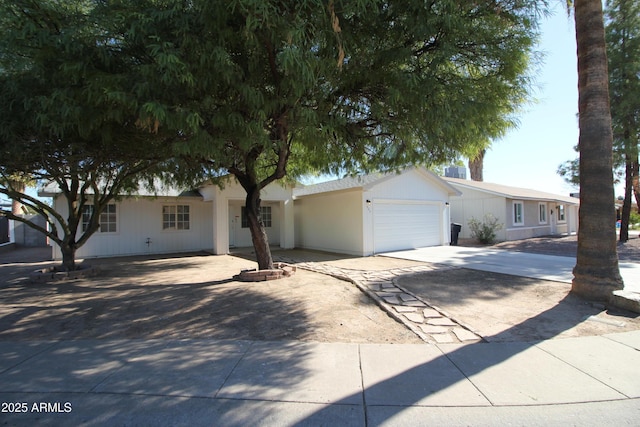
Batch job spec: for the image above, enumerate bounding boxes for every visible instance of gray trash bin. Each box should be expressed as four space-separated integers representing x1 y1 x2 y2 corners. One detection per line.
450 223 462 246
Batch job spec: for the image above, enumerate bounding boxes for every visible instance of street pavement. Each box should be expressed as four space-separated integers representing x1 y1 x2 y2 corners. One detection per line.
2 247 640 425
1 334 640 426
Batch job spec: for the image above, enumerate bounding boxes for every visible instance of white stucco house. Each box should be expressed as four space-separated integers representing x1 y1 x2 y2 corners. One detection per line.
39 178 295 260
442 177 579 242
293 168 460 255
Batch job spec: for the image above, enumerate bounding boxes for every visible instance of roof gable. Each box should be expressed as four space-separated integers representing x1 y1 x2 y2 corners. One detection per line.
293 167 460 198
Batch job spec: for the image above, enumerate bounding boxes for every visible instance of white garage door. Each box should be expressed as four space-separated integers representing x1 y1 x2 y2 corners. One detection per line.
373 200 442 253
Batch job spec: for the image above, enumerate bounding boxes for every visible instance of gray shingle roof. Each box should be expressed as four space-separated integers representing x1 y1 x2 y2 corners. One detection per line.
442 177 579 205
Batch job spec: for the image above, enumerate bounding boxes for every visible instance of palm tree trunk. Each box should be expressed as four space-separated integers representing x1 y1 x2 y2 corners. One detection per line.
572 0 624 300
468 149 486 182
8 179 25 215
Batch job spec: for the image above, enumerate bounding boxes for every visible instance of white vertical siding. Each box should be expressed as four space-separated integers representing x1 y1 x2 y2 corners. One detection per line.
51 196 213 260
294 190 364 255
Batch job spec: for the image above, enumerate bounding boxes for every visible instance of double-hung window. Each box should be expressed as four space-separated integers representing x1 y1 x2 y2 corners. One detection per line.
241 206 272 228
558 204 566 222
513 201 524 226
538 203 547 224
81 203 117 233
163 205 190 230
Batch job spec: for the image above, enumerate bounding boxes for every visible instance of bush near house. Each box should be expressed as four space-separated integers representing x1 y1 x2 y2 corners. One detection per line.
468 214 504 245
630 211 640 230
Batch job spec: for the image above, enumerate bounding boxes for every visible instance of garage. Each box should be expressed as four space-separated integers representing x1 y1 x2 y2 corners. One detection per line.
372 200 442 253
294 167 460 256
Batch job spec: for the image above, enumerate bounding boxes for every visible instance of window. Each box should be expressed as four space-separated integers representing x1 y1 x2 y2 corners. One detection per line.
513 201 524 225
538 203 547 224
241 206 272 228
82 203 117 233
163 205 190 230
558 205 566 222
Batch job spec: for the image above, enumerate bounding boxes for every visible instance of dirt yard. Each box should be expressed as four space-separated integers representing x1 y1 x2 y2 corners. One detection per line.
1 235 639 344
0 250 422 344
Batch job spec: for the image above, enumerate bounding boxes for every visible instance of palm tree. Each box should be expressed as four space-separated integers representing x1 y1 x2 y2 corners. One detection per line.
571 0 624 300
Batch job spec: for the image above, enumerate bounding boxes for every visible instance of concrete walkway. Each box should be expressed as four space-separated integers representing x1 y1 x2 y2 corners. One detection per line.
382 245 640 293
1 335 639 426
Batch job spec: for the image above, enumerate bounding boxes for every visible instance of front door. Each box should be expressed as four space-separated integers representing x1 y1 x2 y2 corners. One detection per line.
229 206 237 247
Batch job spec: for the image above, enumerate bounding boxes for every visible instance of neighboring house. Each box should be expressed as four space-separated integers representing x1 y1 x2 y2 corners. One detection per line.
293 168 460 256
39 179 295 260
443 177 579 242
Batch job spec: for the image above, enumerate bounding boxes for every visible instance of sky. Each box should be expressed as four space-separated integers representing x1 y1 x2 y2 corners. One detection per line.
482 5 586 197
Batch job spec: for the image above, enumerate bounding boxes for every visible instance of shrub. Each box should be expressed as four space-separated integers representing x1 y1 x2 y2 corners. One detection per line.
630 211 640 230
468 214 504 245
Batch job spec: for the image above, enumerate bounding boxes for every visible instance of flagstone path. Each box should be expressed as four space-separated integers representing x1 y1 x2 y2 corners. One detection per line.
274 255 483 344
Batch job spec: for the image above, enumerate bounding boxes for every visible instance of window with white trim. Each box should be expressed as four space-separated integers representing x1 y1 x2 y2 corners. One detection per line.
513 201 524 225
163 205 190 230
558 204 566 222
241 206 272 228
81 203 117 233
538 202 547 224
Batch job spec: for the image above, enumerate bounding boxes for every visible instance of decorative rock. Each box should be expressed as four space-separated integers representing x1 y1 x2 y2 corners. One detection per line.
422 308 442 318
29 265 98 283
237 263 296 282
427 318 457 326
382 296 400 305
452 327 481 342
393 306 418 313
403 313 424 323
419 324 448 334
432 333 455 344
399 293 417 302
402 300 427 307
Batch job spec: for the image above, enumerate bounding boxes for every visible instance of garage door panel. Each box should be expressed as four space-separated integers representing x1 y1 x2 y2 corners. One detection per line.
373 202 441 253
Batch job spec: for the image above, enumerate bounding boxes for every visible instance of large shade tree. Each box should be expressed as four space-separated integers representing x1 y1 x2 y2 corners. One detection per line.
606 0 640 242
113 0 544 270
571 0 625 299
0 0 176 271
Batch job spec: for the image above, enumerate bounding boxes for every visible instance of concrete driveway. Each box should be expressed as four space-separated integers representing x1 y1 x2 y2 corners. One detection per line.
381 245 640 294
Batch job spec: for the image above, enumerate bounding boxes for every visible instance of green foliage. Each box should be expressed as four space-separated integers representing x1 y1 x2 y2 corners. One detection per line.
629 210 640 228
606 0 640 156
468 214 504 245
0 0 180 269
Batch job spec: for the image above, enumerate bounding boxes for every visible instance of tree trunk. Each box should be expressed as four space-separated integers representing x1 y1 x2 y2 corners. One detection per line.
60 244 77 271
468 149 486 182
620 154 633 242
633 158 640 213
572 0 624 300
8 179 25 215
245 186 274 271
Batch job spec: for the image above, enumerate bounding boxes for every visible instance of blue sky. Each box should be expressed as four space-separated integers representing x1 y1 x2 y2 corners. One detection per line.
483 5 583 197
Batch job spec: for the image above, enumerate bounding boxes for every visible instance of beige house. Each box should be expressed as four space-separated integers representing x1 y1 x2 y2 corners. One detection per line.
443 177 579 242
293 168 460 255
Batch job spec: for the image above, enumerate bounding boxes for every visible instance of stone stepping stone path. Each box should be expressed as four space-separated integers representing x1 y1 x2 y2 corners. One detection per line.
274 255 483 344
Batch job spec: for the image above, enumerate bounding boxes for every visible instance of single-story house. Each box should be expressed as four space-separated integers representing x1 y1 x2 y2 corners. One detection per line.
442 177 579 241
293 168 460 255
39 179 295 260
39 167 460 260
